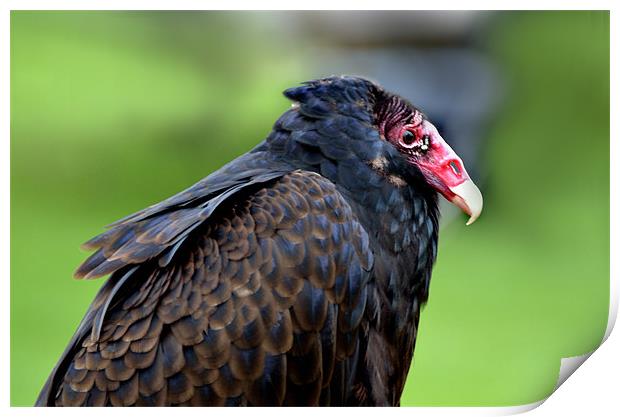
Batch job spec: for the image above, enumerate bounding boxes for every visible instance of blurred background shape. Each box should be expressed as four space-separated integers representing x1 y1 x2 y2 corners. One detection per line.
10 11 609 406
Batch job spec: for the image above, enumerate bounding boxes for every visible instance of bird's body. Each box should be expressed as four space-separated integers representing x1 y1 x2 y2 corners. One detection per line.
36 76 481 406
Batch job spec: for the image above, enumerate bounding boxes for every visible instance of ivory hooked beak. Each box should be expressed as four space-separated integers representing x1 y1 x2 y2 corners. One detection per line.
449 180 483 225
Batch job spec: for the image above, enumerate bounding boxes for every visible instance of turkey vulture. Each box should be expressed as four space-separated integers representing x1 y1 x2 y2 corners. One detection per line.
36 75 482 406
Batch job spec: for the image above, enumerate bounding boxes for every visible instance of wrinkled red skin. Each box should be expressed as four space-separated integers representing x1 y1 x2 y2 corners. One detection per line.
387 115 472 204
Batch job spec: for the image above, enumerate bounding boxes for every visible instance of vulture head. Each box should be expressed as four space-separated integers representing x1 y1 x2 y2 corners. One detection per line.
281 76 483 225
374 92 483 225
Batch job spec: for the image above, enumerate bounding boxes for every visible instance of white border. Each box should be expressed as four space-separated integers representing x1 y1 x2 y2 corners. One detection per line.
1 2 617 415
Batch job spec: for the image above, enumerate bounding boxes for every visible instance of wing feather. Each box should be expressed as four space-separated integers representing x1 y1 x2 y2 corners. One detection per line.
38 170 375 406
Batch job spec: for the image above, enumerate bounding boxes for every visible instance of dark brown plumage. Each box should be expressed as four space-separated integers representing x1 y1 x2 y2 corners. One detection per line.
36 76 481 406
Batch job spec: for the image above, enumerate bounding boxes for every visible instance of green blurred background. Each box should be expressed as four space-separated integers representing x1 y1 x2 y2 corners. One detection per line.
10 11 609 406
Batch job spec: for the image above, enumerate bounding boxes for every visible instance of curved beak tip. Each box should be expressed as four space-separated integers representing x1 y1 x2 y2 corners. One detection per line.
449 180 483 226
466 214 478 226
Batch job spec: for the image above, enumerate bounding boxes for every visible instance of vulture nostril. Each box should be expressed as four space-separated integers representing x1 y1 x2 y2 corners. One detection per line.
449 161 462 176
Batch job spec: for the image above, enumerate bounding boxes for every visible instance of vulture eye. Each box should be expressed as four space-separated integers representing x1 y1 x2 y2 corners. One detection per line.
401 130 416 146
